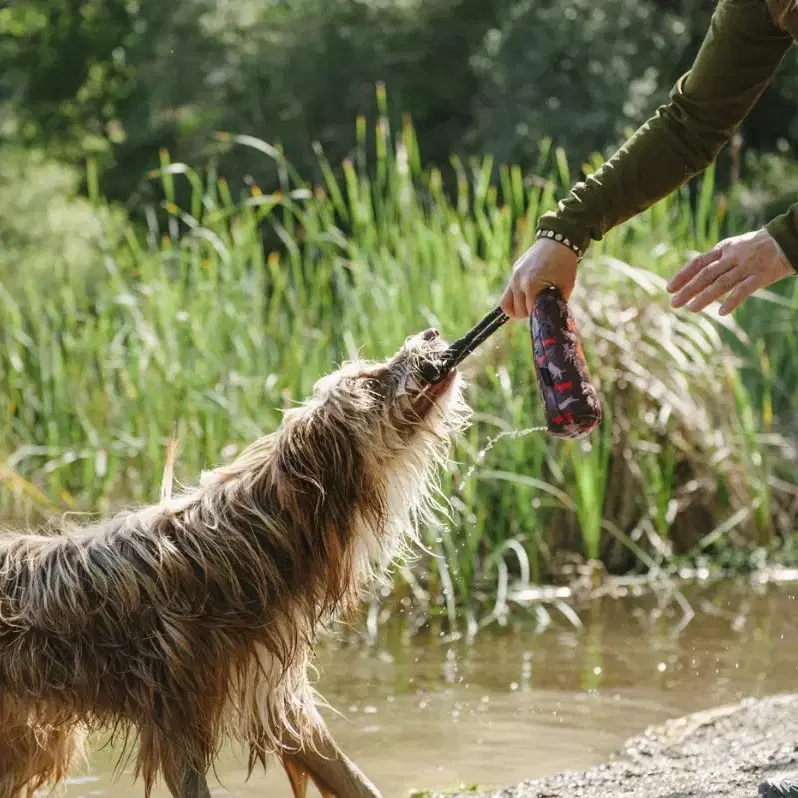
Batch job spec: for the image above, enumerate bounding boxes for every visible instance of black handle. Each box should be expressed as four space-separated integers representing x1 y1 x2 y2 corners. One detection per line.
420 307 510 383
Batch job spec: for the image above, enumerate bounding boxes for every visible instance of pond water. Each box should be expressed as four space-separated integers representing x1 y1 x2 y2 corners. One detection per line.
64 576 798 797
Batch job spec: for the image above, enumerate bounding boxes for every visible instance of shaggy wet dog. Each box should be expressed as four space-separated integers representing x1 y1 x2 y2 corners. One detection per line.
0 329 468 798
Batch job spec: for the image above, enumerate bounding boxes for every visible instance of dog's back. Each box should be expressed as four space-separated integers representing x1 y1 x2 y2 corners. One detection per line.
0 494 324 796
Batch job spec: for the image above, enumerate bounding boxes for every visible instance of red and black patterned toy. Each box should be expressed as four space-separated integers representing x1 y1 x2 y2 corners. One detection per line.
529 286 602 438
419 286 602 439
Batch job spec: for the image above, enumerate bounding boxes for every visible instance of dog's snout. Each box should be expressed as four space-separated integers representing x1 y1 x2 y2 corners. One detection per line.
403 328 442 351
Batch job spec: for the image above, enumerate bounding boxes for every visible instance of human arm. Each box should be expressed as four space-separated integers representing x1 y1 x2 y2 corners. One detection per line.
501 0 796 317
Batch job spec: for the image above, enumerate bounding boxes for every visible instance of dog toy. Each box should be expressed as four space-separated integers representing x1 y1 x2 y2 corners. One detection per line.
420 286 602 439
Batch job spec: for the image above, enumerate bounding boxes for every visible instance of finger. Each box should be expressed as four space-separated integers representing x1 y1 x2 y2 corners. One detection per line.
671 256 735 309
666 247 723 294
512 288 528 320
499 284 515 318
718 274 762 316
685 265 747 313
522 280 542 317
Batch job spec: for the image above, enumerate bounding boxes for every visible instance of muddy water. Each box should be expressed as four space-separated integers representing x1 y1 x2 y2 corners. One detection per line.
65 578 798 797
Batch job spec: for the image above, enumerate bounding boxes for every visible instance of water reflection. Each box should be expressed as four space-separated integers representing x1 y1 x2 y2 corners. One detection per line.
65 578 798 797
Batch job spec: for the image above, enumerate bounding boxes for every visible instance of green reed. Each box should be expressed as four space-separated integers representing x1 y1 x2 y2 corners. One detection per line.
2 104 797 634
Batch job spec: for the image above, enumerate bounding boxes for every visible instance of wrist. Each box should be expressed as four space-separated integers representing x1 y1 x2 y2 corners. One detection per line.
535 227 585 261
762 228 793 274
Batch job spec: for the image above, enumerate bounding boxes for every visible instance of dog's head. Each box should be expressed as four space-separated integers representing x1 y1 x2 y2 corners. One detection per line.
305 327 466 441
272 328 469 552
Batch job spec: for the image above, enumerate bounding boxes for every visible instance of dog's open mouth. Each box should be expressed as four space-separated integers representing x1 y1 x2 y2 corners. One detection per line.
408 366 457 417
396 328 461 411
423 367 456 396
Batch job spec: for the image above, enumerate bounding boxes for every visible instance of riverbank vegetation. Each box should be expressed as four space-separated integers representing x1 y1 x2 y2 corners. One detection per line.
3 103 798 635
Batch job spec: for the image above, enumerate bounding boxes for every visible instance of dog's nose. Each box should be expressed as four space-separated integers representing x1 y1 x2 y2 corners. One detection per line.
421 328 440 341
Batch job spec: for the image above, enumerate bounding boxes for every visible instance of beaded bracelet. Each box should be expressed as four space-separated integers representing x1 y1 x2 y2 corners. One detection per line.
535 228 584 259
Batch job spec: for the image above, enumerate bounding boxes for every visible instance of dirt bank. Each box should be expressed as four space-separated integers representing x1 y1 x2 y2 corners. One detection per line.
454 693 798 798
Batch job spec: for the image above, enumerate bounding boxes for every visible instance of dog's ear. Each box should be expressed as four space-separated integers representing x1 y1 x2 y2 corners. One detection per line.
274 410 364 519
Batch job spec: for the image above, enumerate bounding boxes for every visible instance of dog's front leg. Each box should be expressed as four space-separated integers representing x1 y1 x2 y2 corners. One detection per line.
282 720 382 798
280 755 312 798
161 755 212 798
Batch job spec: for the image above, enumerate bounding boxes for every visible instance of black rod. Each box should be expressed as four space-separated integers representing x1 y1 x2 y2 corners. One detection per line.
421 307 510 383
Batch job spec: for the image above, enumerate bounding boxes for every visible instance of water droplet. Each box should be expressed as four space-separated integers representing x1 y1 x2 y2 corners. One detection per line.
457 427 547 491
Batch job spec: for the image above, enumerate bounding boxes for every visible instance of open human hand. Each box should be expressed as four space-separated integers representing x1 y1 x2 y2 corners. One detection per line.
666 228 794 316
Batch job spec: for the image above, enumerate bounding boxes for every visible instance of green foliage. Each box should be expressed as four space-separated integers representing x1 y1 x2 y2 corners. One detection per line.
2 118 797 634
3 0 798 208
0 0 798 214
469 0 690 164
1 0 223 201
2 0 498 201
0 148 123 296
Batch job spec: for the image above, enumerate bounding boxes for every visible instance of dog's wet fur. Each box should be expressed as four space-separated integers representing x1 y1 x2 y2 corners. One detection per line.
0 329 469 798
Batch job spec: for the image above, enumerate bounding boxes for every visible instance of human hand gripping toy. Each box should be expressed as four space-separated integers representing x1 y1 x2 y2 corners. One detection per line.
420 286 602 439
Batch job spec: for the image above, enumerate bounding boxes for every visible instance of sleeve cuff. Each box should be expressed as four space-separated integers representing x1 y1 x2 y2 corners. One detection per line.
765 208 798 273
535 214 592 255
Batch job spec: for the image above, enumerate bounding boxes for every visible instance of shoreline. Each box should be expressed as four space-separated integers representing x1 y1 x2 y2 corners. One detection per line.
434 693 798 798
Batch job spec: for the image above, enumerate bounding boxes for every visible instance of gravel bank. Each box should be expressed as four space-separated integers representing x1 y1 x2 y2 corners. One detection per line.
454 693 798 798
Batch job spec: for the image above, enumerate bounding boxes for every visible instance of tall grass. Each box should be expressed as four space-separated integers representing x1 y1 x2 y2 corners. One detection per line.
2 101 798 634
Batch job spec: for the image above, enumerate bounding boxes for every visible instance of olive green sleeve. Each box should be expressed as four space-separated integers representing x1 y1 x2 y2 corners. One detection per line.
766 204 798 268
536 0 794 260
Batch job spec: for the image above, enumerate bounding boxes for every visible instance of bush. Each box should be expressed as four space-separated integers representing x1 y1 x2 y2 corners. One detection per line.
3 0 798 211
0 147 122 297
2 119 796 633
0 0 224 203
468 0 696 166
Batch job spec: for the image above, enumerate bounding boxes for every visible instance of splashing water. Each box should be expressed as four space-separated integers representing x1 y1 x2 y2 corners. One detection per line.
457 426 547 492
